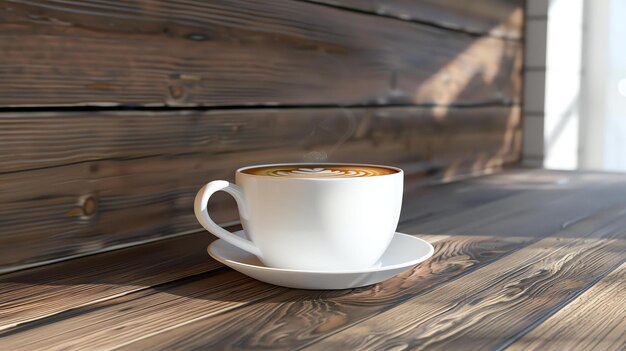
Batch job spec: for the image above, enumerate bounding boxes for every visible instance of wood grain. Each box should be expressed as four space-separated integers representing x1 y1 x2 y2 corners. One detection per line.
0 235 524 350
0 106 521 271
0 269 288 351
0 0 521 107
506 262 626 351
0 171 535 330
0 229 224 330
414 172 626 237
307 0 524 38
301 209 626 350
105 176 626 350
0 106 519 173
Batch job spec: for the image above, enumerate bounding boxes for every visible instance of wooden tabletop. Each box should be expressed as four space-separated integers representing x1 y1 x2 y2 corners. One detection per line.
0 169 624 350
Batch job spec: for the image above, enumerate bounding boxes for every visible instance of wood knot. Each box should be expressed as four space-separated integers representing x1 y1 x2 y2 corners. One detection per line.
168 82 185 100
79 195 98 218
89 163 99 173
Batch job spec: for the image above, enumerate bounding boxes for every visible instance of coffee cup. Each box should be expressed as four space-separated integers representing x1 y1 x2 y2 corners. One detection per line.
194 163 403 271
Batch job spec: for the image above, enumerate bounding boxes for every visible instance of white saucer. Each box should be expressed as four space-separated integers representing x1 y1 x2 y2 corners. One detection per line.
208 231 435 290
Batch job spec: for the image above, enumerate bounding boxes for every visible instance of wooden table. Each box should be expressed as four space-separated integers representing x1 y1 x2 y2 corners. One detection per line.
1 169 624 350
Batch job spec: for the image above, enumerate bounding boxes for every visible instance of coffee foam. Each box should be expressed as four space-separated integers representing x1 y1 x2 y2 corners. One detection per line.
242 165 397 178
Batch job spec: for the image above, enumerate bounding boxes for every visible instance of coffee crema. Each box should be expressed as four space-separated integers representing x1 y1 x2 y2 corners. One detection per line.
241 165 397 178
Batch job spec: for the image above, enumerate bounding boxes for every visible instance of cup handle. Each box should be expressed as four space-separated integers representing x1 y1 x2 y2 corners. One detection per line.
194 180 262 257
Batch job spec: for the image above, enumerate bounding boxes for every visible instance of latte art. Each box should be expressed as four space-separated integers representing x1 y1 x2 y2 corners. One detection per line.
274 167 373 177
242 165 397 178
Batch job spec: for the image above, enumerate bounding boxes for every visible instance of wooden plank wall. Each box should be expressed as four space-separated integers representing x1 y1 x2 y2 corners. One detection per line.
0 0 524 272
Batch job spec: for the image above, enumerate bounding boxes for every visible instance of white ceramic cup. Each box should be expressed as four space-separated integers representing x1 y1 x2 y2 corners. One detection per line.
194 163 403 271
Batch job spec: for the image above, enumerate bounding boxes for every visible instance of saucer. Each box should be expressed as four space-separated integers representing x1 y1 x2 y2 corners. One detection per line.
208 231 434 290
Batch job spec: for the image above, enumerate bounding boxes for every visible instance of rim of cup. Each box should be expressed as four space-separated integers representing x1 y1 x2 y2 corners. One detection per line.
236 162 403 181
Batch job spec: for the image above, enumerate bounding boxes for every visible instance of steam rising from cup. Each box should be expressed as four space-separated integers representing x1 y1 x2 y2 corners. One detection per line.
301 107 357 162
